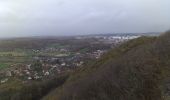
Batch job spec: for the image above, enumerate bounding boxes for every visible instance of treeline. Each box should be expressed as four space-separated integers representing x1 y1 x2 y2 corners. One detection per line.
0 74 69 100
0 37 109 52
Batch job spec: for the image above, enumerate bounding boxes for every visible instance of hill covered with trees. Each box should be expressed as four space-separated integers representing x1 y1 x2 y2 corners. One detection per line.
43 31 170 100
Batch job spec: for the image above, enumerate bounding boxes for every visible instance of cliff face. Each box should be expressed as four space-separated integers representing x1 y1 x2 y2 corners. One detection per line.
42 31 170 100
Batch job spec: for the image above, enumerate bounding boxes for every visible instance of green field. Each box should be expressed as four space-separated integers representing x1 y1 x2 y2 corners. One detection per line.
0 63 9 69
0 51 33 70
0 51 27 57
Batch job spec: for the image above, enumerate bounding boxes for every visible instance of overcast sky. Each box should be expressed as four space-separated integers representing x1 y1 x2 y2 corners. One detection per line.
0 0 170 37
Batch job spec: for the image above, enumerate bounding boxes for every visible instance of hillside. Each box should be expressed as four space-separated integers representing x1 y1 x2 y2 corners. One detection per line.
43 31 170 100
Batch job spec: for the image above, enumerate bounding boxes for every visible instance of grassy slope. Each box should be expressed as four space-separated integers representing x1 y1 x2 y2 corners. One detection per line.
43 32 170 100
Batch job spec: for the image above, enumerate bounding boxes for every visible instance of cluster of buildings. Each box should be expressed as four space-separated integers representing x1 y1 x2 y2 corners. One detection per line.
98 35 140 45
0 34 141 84
76 34 141 46
0 49 107 84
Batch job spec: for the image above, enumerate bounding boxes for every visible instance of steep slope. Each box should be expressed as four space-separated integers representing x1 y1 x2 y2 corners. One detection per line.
43 31 170 100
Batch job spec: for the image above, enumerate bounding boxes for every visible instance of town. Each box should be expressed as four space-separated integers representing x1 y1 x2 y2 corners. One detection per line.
0 34 142 84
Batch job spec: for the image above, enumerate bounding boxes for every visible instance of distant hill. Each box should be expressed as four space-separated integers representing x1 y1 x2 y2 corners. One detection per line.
0 33 160 51
42 31 170 100
0 37 98 51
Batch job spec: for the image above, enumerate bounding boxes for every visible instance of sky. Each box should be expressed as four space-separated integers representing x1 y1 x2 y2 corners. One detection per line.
0 0 170 37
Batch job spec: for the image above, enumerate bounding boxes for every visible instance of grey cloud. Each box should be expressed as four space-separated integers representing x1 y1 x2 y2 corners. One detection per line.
0 0 170 37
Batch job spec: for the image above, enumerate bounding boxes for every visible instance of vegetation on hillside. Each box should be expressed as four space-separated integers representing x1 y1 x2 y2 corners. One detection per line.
0 74 69 100
43 31 170 100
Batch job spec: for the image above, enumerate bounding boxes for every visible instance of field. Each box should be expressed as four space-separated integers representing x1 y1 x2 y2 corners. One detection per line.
0 63 9 70
0 51 32 70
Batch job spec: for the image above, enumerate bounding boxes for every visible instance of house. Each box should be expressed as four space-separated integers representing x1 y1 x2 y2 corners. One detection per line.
1 78 8 84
